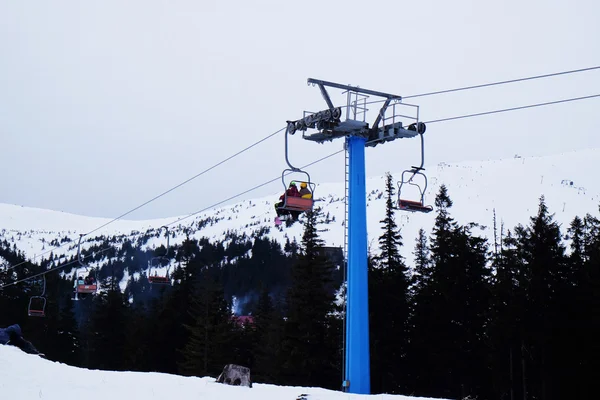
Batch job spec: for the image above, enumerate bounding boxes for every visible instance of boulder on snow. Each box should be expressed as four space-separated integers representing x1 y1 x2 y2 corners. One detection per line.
216 364 252 388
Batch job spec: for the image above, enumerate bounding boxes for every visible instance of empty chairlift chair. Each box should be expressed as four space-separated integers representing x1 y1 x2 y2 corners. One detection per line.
148 226 171 285
28 275 47 317
397 127 433 213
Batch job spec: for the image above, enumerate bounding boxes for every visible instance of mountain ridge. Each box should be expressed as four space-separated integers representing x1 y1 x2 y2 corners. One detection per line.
1 148 599 274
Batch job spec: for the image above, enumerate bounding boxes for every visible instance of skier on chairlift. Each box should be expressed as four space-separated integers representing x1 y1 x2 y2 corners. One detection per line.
275 181 300 214
298 182 311 198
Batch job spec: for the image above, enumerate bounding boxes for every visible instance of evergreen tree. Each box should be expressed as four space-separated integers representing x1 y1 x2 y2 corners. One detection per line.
487 228 525 400
282 208 339 389
87 288 130 370
407 185 492 399
179 271 234 377
43 277 81 366
411 228 431 289
252 287 285 383
369 172 410 393
375 172 404 270
578 213 600 398
517 197 567 399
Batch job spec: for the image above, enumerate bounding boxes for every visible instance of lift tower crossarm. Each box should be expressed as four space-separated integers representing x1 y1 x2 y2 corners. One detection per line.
316 82 335 111
307 78 402 100
371 98 391 135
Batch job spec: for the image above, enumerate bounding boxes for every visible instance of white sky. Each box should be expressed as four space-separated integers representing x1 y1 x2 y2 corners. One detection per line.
0 346 447 400
1 0 599 220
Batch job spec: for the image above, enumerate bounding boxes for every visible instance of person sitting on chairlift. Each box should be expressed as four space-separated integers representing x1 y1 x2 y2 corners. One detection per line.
298 182 311 199
85 274 96 285
274 181 300 216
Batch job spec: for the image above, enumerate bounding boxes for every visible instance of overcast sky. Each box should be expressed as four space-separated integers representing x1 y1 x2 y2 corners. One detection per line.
1 0 598 220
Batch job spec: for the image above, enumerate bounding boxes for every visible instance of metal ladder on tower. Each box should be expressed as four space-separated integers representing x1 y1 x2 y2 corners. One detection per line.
341 137 350 391
343 137 350 272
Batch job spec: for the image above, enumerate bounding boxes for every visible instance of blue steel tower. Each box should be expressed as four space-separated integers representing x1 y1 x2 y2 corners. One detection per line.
286 79 425 395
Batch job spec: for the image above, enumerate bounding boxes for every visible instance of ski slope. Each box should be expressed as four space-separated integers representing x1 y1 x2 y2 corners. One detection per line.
0 346 447 400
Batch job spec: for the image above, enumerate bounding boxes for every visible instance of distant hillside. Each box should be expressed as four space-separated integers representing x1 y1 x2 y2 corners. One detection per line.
1 148 599 281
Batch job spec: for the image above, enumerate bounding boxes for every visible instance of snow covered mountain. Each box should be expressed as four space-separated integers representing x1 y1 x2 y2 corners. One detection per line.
1 148 599 282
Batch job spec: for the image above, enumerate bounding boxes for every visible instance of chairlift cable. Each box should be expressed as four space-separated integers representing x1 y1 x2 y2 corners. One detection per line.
3 127 286 273
1 247 114 289
361 65 600 106
163 150 344 228
2 92 599 288
4 64 599 276
4 65 597 272
0 152 342 289
423 93 600 124
85 127 286 236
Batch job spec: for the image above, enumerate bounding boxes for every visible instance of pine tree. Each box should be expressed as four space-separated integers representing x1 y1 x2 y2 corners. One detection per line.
375 172 404 270
46 291 81 366
369 172 410 393
282 208 339 389
407 185 492 399
87 288 130 370
487 228 525 399
515 196 567 399
578 213 600 398
178 271 234 377
252 287 285 383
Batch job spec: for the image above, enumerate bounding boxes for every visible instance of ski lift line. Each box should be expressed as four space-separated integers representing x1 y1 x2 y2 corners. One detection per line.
0 247 114 290
3 240 74 273
6 65 596 273
164 150 345 228
3 128 286 274
423 93 600 125
406 65 600 99
359 65 600 106
85 127 286 237
4 90 598 287
3 148 340 289
2 227 149 275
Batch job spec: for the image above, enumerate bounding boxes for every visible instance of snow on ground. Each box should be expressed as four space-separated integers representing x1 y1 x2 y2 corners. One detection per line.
0 346 448 400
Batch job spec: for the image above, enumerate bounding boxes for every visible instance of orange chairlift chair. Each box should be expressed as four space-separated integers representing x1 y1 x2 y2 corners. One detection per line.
28 275 47 317
73 234 98 300
397 125 433 213
275 123 317 223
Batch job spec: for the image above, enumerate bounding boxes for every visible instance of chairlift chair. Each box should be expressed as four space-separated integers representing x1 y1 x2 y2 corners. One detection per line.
397 168 433 213
148 258 171 284
276 169 316 217
397 130 433 213
28 275 47 317
73 234 98 300
275 124 317 224
148 226 171 285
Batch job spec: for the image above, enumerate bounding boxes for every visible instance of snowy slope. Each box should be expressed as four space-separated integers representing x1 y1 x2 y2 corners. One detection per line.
0 346 447 400
1 148 599 272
